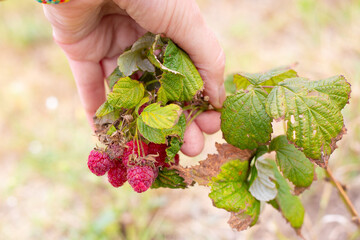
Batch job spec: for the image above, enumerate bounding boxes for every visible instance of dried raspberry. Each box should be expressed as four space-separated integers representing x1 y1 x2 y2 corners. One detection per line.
108 162 127 187
122 140 148 167
107 143 123 161
87 150 112 176
127 165 157 193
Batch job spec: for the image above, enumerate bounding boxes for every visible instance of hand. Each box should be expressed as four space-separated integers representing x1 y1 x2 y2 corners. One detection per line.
43 0 226 156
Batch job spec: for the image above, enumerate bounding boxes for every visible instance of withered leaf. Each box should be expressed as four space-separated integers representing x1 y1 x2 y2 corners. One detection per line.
172 143 253 186
228 211 253 231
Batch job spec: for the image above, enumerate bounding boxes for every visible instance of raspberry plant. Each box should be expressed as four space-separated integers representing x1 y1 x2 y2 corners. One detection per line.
88 32 352 233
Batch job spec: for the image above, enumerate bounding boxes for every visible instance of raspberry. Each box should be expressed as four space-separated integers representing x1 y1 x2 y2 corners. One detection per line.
87 150 112 176
174 154 180 166
127 165 158 193
108 162 127 187
148 143 180 168
148 143 167 167
107 143 123 161
122 140 148 167
138 103 148 115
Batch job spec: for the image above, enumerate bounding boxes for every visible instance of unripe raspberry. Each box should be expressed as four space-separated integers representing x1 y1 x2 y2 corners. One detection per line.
88 150 112 176
122 140 148 167
127 165 157 193
108 162 127 187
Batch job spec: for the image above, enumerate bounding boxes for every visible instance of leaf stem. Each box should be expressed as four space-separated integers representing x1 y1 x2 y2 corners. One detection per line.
186 109 204 127
181 105 193 111
261 86 275 88
145 79 159 87
325 167 360 226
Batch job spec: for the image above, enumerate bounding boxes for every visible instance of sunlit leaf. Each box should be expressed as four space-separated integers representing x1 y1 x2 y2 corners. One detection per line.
265 76 350 167
107 77 145 109
140 103 182 129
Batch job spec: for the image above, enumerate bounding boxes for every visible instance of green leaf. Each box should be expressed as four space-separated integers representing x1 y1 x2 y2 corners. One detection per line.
255 145 269 159
131 32 156 51
137 114 186 144
221 88 273 150
209 160 260 225
270 135 314 187
260 67 298 86
249 157 277 201
163 113 186 139
163 40 204 101
107 67 124 89
147 35 181 74
106 125 117 136
137 118 166 144
265 76 350 166
140 103 182 129
233 72 260 90
306 75 351 109
166 137 182 163
107 77 145 109
95 101 116 118
118 50 154 76
234 67 298 91
117 33 155 76
158 72 184 104
151 168 188 189
270 161 305 229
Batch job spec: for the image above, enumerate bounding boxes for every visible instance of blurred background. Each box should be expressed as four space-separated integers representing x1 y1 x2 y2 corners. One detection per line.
1 0 360 239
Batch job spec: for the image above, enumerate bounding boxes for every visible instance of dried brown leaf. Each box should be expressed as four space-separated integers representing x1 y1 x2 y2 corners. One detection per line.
227 211 253 231
172 143 253 186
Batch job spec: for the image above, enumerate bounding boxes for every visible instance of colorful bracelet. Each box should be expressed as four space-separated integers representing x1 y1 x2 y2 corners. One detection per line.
36 0 70 4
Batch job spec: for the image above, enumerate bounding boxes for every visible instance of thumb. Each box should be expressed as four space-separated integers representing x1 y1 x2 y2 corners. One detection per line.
115 0 226 108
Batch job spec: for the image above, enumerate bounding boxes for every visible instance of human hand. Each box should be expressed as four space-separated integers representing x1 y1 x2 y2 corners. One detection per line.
42 0 226 156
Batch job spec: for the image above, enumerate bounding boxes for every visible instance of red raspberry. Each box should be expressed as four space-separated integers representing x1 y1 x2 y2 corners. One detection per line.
108 162 127 187
122 140 148 167
148 143 167 166
127 165 158 193
148 143 180 168
88 150 112 176
174 154 180 166
138 103 148 115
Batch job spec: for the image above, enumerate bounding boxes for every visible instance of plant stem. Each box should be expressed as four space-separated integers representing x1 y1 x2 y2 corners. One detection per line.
261 86 275 88
186 109 204 127
144 79 159 87
325 167 360 226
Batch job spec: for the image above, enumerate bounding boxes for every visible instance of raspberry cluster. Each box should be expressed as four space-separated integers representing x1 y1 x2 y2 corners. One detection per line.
87 141 179 193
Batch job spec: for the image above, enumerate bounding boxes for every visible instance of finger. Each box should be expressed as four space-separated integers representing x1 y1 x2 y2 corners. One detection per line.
194 111 221 134
181 121 205 157
43 0 127 44
67 59 106 129
115 0 226 108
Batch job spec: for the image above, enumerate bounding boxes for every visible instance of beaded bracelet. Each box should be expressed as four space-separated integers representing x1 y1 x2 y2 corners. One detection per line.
36 0 70 4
